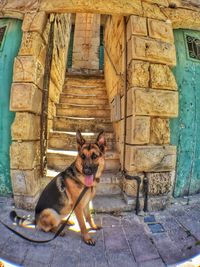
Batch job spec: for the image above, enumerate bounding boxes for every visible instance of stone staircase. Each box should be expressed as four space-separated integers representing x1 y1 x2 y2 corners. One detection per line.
46 74 132 213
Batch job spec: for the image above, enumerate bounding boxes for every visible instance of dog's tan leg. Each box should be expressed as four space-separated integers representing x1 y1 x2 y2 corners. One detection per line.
84 204 102 230
74 207 96 246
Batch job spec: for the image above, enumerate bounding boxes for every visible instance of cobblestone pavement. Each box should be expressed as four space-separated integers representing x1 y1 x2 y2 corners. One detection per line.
0 196 200 267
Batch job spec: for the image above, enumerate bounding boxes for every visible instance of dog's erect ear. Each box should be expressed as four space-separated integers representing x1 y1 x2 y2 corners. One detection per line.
96 131 106 153
76 130 86 149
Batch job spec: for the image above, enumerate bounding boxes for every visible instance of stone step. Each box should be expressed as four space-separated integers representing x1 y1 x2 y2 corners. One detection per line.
64 84 106 89
53 116 113 132
56 105 111 118
92 194 133 213
42 172 167 212
47 149 121 172
57 103 110 109
45 170 122 196
96 183 121 195
48 131 116 151
60 94 108 105
66 71 104 77
96 172 122 196
65 77 105 87
62 87 107 96
122 192 170 212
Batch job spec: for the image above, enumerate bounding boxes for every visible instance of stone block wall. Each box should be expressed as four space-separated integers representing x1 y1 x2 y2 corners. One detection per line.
104 15 125 160
104 13 177 207
124 13 178 204
10 11 48 209
48 14 71 132
103 11 179 207
9 13 71 209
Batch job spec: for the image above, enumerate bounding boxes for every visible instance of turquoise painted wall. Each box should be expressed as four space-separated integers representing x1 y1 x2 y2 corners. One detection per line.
170 29 200 197
0 19 22 195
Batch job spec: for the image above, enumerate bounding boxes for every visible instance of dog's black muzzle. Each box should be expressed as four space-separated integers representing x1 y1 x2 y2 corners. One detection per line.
83 164 98 176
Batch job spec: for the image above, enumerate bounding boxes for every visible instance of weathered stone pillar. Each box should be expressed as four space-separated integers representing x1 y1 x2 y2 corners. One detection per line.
48 14 71 135
9 13 72 209
9 12 72 209
123 13 178 209
72 13 100 70
104 16 125 159
9 12 48 209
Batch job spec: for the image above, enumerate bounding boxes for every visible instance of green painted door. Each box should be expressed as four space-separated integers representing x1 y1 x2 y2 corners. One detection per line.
171 29 200 197
0 19 22 195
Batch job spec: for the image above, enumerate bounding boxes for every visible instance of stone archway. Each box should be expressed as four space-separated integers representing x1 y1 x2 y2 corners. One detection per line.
2 0 200 209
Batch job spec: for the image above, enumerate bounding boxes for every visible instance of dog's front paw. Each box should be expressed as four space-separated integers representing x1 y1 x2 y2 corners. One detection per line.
83 233 96 246
66 219 75 226
91 224 102 231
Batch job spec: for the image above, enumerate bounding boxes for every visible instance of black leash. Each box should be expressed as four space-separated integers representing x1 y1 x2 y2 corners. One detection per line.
0 186 89 243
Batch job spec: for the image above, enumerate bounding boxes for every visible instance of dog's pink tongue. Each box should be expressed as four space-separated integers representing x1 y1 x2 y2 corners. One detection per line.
85 175 94 187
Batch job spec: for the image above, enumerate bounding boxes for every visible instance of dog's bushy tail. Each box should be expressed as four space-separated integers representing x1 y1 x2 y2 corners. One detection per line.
10 211 35 228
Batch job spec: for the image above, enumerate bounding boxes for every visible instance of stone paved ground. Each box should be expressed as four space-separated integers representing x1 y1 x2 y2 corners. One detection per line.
0 196 200 267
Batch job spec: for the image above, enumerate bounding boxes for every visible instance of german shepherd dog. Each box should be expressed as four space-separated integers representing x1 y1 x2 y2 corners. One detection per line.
11 130 106 246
